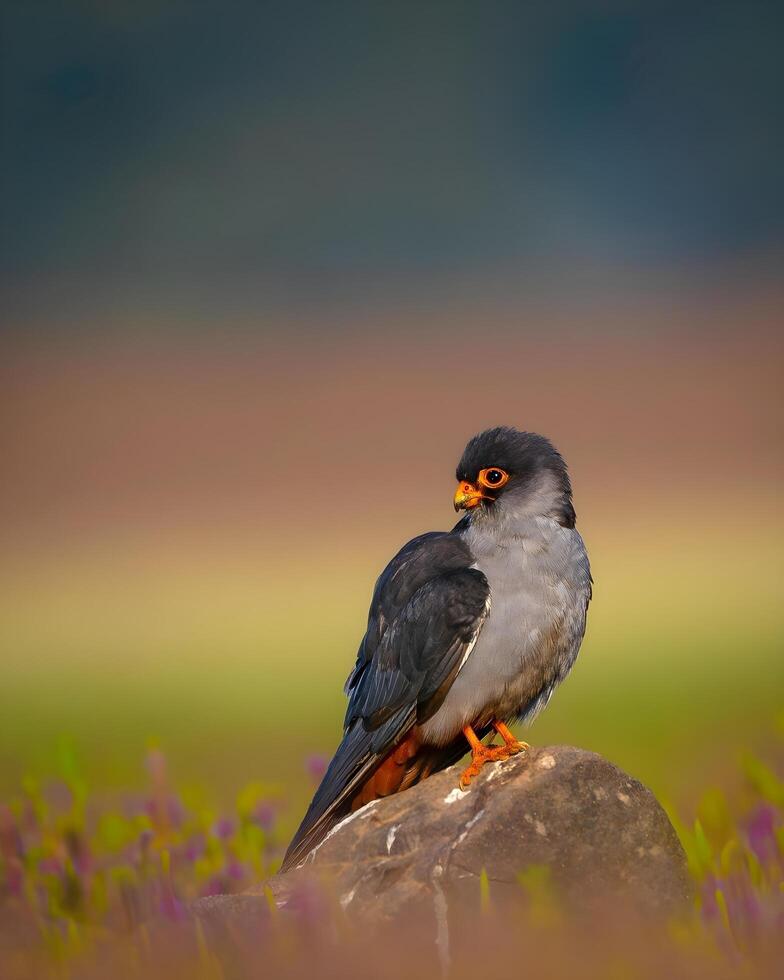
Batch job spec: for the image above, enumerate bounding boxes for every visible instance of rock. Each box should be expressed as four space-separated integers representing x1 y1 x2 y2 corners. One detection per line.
189 745 693 974
257 745 692 924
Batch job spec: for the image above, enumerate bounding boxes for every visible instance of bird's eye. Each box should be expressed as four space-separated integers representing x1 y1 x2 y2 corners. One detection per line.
478 467 509 489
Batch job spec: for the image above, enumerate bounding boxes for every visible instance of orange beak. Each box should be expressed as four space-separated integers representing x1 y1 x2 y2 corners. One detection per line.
454 481 486 511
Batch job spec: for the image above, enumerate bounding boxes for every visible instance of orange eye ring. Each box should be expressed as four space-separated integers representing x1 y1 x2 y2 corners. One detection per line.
478 467 509 490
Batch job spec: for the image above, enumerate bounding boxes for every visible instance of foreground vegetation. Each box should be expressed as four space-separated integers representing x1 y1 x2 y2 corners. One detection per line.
1 728 782 979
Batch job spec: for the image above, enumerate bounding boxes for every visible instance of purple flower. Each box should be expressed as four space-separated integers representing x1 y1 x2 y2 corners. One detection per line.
183 834 205 862
144 794 183 829
167 795 185 829
253 802 276 831
745 804 780 865
305 754 328 782
0 805 23 861
225 858 246 881
201 875 225 898
2 858 23 898
213 817 235 841
159 884 187 922
38 856 63 876
134 828 154 864
700 876 720 924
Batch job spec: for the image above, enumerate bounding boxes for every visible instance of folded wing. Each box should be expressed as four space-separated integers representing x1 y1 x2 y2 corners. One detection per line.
281 532 489 871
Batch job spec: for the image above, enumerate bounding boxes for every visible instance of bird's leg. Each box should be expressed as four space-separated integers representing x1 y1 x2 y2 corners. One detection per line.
459 725 516 789
492 720 529 756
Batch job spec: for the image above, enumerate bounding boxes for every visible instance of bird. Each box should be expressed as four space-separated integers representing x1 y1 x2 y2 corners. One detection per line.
281 426 591 872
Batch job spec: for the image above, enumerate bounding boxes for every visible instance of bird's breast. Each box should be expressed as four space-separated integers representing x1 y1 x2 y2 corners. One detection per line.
418 518 590 746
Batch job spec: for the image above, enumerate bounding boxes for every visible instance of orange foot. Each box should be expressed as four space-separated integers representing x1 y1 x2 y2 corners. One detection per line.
458 722 530 789
493 719 530 757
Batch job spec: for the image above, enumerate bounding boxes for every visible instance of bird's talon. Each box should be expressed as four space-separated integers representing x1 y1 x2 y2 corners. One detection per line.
492 721 530 758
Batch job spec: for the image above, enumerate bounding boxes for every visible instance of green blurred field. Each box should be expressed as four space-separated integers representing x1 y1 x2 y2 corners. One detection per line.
3 508 782 835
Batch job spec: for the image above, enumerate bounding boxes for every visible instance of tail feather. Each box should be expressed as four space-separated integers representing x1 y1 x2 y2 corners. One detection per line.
281 710 409 871
281 720 485 873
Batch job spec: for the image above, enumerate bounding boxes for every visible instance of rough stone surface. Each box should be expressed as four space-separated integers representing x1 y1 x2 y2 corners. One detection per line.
246 745 692 924
258 746 690 920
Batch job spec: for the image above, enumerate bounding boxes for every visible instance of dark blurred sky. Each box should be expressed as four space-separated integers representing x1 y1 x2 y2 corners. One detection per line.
2 1 782 330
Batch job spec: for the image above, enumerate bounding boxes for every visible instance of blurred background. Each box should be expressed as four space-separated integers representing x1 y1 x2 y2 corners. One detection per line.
1 1 782 831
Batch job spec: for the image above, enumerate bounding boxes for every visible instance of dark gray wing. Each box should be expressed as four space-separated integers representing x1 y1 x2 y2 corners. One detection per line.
281 532 489 871
345 530 480 699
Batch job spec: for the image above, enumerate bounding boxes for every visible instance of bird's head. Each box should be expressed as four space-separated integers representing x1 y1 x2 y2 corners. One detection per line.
454 426 575 528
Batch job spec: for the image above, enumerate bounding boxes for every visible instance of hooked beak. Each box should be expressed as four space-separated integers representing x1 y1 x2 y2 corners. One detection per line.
454 481 486 511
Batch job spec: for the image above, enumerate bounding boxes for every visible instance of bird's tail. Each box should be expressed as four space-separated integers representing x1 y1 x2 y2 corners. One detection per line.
281 719 477 873
280 717 397 872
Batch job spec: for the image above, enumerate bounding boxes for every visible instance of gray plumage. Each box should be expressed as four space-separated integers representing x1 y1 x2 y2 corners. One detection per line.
421 507 590 744
282 426 591 870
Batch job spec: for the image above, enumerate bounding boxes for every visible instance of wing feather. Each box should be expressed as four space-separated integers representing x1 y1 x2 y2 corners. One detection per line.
281 534 488 871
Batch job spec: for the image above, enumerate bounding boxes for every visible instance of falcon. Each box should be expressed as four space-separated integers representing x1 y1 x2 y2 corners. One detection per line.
282 426 591 871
